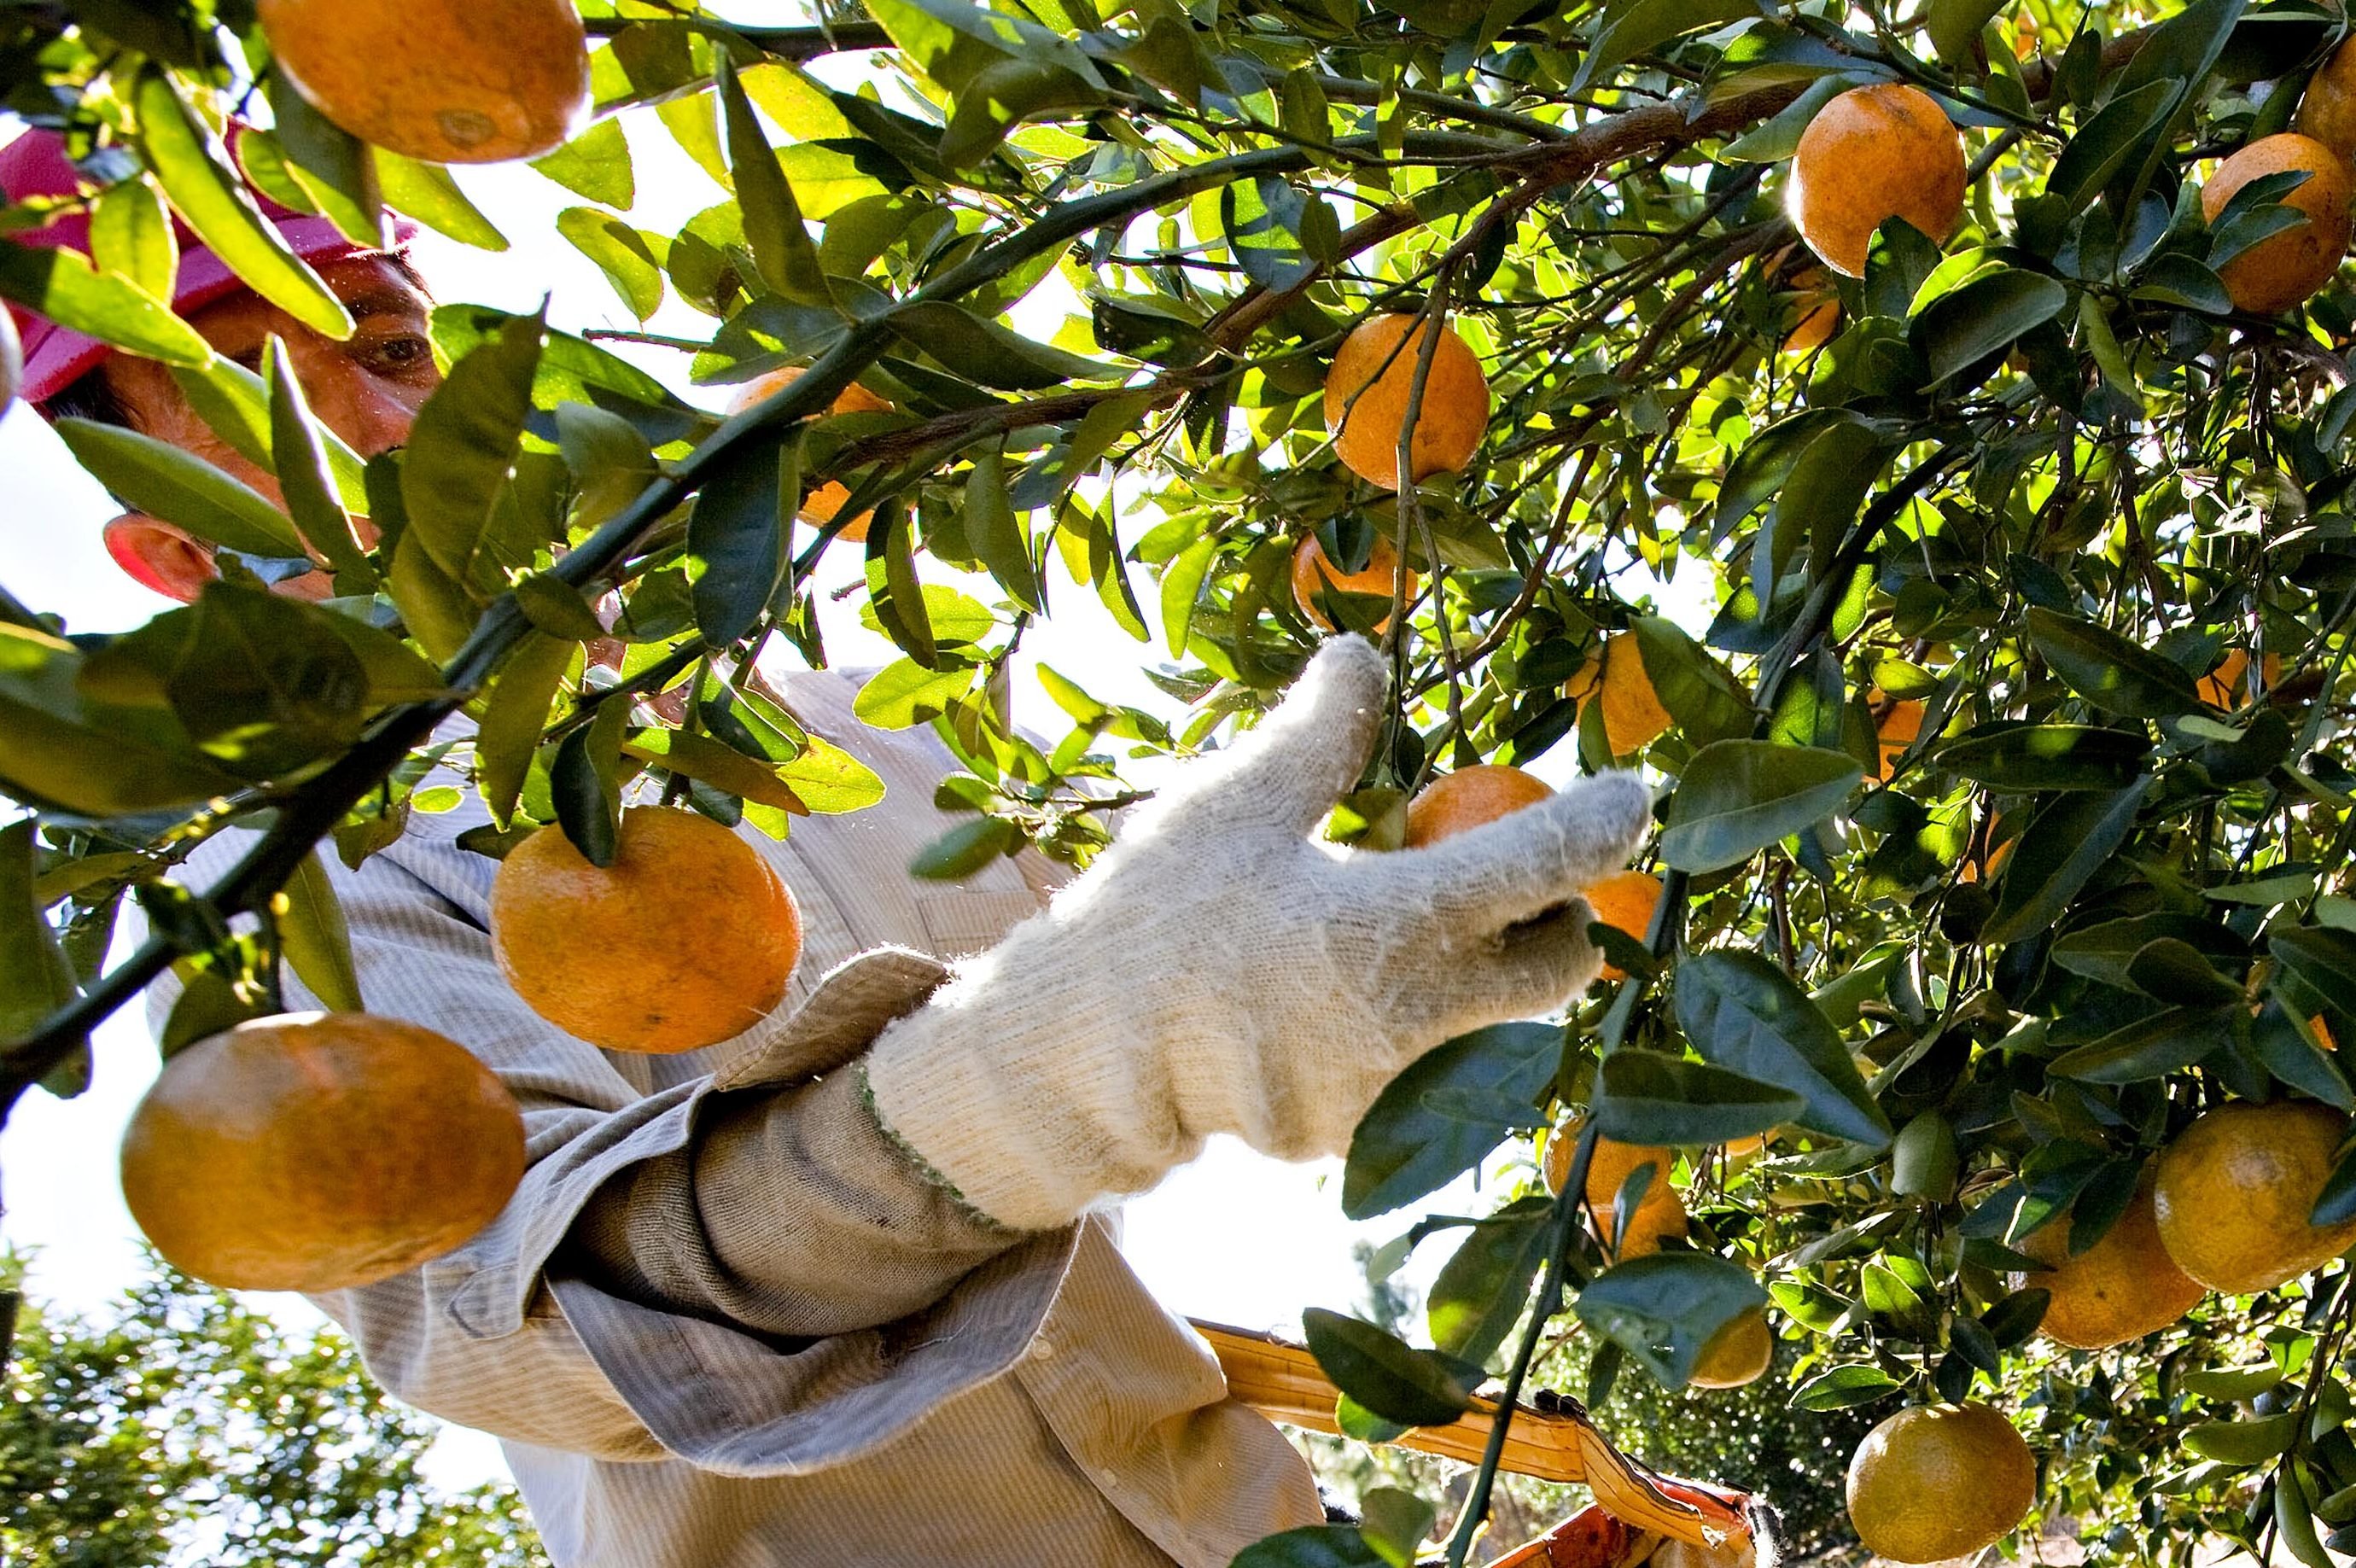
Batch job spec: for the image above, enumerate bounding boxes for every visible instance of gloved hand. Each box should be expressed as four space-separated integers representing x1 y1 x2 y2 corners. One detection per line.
862 636 1653 1231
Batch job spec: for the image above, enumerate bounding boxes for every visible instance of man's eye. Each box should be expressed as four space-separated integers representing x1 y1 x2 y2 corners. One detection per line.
368 336 429 372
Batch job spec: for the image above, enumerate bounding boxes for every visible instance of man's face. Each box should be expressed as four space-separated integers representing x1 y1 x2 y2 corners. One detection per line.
95 254 441 603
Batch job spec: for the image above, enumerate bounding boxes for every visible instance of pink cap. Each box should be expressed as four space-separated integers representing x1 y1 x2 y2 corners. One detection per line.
0 127 418 408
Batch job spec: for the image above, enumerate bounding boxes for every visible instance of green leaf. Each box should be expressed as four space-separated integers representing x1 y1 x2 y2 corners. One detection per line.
400 310 545 597
2026 606 2202 718
854 658 978 730
690 431 797 647
1913 270 2068 386
889 301 1116 389
551 697 626 867
135 71 352 340
910 814 1025 879
965 446 1042 613
1659 741 1862 874
1928 0 2009 65
1933 722 2152 790
1231 1528 1391 1568
1222 177 1316 292
376 152 511 251
1789 1363 1904 1410
2273 927 2356 1019
265 75 382 246
1300 1309 1477 1425
2184 1414 2299 1466
172 354 371 514
1357 1489 1437 1568
942 57 1104 167
513 574 611 643
2048 1006 2226 1081
1592 1052 1804 1145
0 820 79 1050
53 420 307 560
1674 948 1892 1147
2123 938 2242 1008
0 236 213 369
277 850 362 1013
717 56 830 306
1574 1253 1767 1390
775 735 885 814
88 176 177 300
1426 1204 1550 1368
867 0 1102 96
557 208 666 321
2045 80 2175 212
1981 778 2154 945
867 504 938 667
477 632 574 828
265 337 370 586
0 625 242 816
1344 1023 1562 1219
622 729 810 816
531 118 635 207
1574 0 1761 90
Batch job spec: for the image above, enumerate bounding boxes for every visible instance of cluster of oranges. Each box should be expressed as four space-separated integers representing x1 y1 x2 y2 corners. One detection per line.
122 808 803 1293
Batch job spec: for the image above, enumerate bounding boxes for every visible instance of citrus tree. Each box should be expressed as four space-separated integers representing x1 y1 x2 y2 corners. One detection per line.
7 0 2356 1562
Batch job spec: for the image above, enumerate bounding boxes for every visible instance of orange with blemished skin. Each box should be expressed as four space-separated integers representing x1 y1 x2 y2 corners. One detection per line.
1291 536 1414 633
1323 314 1490 489
1788 85 1966 279
1846 1402 2036 1565
1403 764 1554 847
492 807 804 1053
2154 1100 2356 1293
726 367 898 543
120 1012 525 1291
2297 39 2356 166
2008 1170 2205 1349
1689 1306 1774 1390
1583 869 1662 982
260 0 589 165
2200 135 2353 315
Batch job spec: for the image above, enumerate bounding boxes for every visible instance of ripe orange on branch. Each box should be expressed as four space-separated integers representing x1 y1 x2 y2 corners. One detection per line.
1873 694 1925 782
1688 1306 1773 1390
1291 535 1414 632
1546 1119 1688 1258
1403 764 1553 847
1846 1402 2036 1565
2008 1170 2205 1349
1566 632 1672 756
726 368 898 543
2296 37 2356 163
2200 134 2352 316
2196 646 2283 708
492 807 804 1054
2153 1100 2356 1293
1788 84 1967 278
120 1012 525 1291
1582 869 1661 981
1322 314 1490 489
258 0 590 165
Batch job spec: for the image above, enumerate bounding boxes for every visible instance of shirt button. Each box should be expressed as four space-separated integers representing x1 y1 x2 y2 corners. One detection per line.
1029 1338 1057 1361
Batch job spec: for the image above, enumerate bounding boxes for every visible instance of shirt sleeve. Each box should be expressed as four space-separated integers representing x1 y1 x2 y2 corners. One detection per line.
144 818 1079 1474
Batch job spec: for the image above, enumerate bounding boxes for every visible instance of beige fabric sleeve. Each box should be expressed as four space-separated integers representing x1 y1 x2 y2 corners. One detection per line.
147 819 1077 1473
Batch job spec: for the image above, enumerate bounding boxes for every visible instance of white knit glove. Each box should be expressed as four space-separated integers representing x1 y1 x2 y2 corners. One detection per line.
862 637 1653 1231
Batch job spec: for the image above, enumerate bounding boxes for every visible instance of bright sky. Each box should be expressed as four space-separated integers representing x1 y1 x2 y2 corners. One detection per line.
0 95 1583 1491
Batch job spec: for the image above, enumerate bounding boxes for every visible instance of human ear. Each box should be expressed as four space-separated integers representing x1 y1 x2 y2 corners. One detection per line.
102 514 218 603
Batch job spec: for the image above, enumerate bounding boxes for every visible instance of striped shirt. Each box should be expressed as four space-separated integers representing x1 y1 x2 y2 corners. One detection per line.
154 667 1324 1566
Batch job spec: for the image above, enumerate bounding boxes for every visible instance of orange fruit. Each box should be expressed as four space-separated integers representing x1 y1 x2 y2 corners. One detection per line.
2316 1016 2339 1052
1957 817 2016 884
120 1012 525 1291
2196 647 2284 708
1689 1306 1773 1390
1322 314 1490 489
1874 694 1925 782
2008 1169 2205 1349
1846 1402 2036 1565
492 807 803 1053
2154 1100 2356 1293
2296 38 2356 165
1788 85 1967 278
1782 265 1840 354
2201 135 2353 315
1547 1118 1688 1258
726 367 897 544
1570 633 1672 756
1291 535 1414 633
1582 868 1662 982
1403 764 1552 847
259 0 589 165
